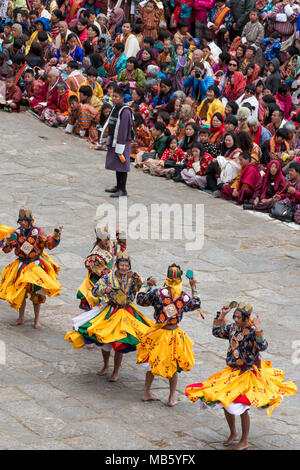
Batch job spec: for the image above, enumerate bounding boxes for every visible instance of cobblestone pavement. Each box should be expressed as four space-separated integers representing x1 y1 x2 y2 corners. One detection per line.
0 112 299 450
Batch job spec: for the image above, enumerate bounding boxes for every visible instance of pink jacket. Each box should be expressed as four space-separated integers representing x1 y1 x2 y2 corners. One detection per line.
194 0 216 21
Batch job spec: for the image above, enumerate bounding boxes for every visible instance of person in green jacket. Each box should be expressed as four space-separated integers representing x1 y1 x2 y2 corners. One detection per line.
135 121 169 170
117 57 146 89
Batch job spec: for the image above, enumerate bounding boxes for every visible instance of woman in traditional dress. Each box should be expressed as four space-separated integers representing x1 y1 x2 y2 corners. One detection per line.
186 302 297 450
136 264 201 406
76 224 126 311
0 208 62 329
65 251 155 382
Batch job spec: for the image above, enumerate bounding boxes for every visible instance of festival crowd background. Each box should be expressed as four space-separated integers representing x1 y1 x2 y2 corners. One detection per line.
1 0 300 220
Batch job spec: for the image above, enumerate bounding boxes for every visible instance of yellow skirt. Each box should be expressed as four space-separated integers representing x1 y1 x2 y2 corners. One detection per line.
76 272 99 309
65 303 155 351
0 253 61 311
87 303 154 343
185 361 297 417
136 326 195 379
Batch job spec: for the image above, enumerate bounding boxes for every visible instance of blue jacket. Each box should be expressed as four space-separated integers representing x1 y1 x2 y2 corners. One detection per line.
183 72 215 102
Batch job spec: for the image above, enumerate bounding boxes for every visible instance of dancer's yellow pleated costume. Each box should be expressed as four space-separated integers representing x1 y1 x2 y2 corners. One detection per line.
0 217 61 311
186 361 297 417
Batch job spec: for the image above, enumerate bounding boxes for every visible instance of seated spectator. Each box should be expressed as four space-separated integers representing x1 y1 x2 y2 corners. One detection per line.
209 112 225 148
4 74 22 112
261 128 290 166
40 80 76 127
224 116 238 133
236 84 259 119
248 116 272 149
180 142 214 189
179 122 200 156
66 93 99 145
82 66 103 101
65 60 86 92
30 67 60 115
149 135 186 177
197 84 225 127
118 56 146 89
22 68 43 106
248 160 288 212
106 42 127 78
131 112 152 160
274 84 293 121
199 127 219 159
265 58 281 95
221 151 262 205
279 162 300 224
183 62 214 102
265 108 286 136
67 33 84 63
135 121 169 168
25 43 45 69
224 100 238 118
222 68 246 105
261 32 281 62
79 83 102 112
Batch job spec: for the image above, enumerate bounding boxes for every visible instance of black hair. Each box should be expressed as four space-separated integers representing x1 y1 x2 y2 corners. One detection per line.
237 132 253 152
179 123 200 152
245 83 256 93
278 84 291 95
239 151 252 161
144 37 154 46
127 56 139 69
276 128 289 140
154 121 166 133
246 45 256 54
61 44 70 54
225 116 238 127
177 19 188 29
134 111 146 127
262 95 276 104
13 53 26 65
78 18 88 26
87 66 98 77
220 131 238 156
289 161 300 173
79 85 93 97
24 68 35 76
68 33 78 41
52 8 63 19
199 127 210 134
68 60 79 69
69 94 79 103
207 84 220 98
219 51 231 64
133 86 145 102
166 135 178 148
272 108 284 119
88 24 100 36
113 42 125 52
37 31 48 42
191 142 205 156
89 52 103 68
13 38 24 49
112 84 125 96
157 111 170 125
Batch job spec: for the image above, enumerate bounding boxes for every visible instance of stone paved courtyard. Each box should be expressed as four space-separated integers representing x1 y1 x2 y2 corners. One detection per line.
0 111 299 450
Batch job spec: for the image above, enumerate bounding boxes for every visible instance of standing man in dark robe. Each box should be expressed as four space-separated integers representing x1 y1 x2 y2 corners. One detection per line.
100 85 133 198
